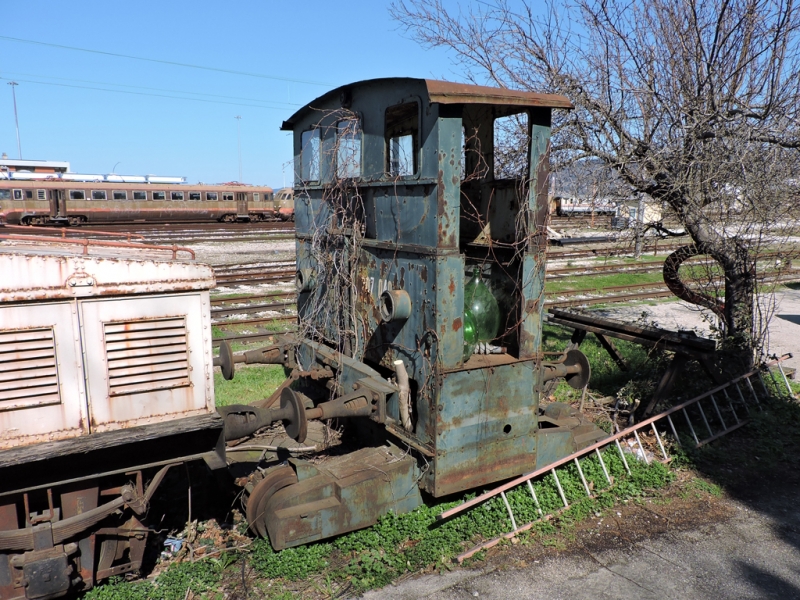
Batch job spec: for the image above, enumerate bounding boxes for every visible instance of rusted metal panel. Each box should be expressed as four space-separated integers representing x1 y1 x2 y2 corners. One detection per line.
80 293 214 432
265 446 422 549
430 362 539 496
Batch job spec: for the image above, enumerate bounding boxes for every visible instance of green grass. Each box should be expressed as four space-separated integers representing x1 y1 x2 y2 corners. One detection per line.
214 365 287 407
545 271 664 295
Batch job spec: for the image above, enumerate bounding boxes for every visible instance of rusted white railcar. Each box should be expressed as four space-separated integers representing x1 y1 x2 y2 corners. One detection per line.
0 235 224 599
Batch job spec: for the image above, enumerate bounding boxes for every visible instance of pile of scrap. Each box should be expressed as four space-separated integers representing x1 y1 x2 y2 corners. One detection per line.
546 308 720 415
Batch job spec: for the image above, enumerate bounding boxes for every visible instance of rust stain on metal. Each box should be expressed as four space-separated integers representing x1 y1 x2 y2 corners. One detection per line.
452 318 462 332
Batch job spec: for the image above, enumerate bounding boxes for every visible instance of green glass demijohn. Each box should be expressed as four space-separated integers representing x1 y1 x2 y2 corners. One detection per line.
464 267 500 343
462 308 478 361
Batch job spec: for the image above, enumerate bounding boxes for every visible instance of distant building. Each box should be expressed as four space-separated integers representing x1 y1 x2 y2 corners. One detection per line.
615 196 662 227
0 154 70 174
0 154 185 184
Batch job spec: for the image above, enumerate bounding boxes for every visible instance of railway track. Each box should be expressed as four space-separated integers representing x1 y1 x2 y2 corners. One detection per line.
209 268 800 345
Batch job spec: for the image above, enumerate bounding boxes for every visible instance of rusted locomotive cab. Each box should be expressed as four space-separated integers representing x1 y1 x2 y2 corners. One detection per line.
0 237 224 599
217 78 606 549
0 182 276 226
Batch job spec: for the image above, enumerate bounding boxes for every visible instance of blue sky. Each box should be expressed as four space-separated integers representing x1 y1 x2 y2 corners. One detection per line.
0 1 469 188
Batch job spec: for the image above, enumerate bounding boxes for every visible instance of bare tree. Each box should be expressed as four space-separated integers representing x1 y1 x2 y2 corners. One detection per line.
392 0 800 366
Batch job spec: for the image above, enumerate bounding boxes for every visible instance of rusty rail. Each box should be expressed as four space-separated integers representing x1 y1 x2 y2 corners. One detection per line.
0 233 195 259
0 224 146 241
438 354 793 562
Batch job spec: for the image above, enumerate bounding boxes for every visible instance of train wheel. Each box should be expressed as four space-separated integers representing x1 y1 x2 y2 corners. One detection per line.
245 466 297 538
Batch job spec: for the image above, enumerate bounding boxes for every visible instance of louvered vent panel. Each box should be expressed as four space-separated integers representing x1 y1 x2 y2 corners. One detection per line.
0 327 60 409
104 317 190 396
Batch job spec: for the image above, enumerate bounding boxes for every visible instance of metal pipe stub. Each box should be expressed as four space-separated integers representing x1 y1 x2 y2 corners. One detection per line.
542 349 591 389
214 340 287 381
380 289 412 322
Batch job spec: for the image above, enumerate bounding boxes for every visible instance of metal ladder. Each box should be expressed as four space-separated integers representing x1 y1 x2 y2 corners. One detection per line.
439 354 794 562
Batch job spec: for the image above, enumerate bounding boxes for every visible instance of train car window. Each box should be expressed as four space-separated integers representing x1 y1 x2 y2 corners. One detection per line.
385 101 419 177
113 191 127 200
171 191 184 201
153 191 166 200
25 190 33 199
206 192 218 201
267 191 274 201
12 189 22 200
133 191 147 200
222 193 234 201
301 129 320 181
254 192 260 202
69 190 85 200
37 189 46 200
0 190 10 199
493 112 530 180
92 190 107 200
189 191 201 201
336 119 362 179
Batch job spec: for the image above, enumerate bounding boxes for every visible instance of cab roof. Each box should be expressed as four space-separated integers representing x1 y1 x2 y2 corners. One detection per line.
280 77 573 131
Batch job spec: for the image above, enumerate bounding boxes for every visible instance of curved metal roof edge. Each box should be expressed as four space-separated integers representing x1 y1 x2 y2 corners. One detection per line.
280 77 573 130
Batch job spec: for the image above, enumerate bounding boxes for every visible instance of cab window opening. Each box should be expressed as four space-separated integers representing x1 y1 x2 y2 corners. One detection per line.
385 101 419 177
301 129 320 181
336 118 362 179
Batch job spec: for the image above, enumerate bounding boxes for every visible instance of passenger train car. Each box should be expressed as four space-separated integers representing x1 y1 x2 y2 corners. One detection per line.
0 180 276 225
553 195 617 216
273 187 295 221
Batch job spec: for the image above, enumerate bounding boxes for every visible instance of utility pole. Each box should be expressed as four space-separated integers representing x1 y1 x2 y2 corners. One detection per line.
8 82 21 159
235 115 242 183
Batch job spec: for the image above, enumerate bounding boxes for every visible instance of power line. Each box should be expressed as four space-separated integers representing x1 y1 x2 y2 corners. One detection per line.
0 35 336 88
0 70 301 108
0 76 294 111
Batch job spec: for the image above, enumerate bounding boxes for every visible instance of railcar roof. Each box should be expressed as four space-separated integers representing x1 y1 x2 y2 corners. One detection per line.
280 77 573 130
0 239 214 302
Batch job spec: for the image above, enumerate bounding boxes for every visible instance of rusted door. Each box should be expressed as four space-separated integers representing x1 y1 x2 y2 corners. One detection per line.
236 192 249 220
79 293 214 432
0 301 89 448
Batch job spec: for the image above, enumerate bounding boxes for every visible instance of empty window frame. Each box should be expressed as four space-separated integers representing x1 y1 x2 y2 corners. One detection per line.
385 101 419 177
253 192 260 202
12 189 22 200
113 190 127 200
133 191 147 200
152 191 166 200
69 190 86 200
189 191 201 201
337 119 362 179
301 128 320 181
206 191 218 201
25 190 33 199
37 189 46 200
493 112 530 180
91 190 107 200
222 193 234 201
171 191 184 201
0 190 10 199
